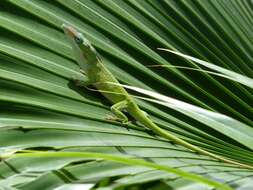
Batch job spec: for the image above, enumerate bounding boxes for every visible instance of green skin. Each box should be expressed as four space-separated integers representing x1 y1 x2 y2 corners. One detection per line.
62 24 253 169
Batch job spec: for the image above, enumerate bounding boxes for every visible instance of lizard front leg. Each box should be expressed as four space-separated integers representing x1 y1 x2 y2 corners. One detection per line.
107 100 129 124
73 69 91 86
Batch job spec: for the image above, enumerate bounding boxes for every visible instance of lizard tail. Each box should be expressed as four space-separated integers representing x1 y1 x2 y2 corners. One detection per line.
131 106 253 170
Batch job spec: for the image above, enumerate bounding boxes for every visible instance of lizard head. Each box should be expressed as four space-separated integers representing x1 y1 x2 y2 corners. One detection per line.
62 24 98 71
62 24 94 49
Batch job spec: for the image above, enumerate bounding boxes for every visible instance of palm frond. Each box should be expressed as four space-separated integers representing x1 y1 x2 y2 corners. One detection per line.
0 0 252 189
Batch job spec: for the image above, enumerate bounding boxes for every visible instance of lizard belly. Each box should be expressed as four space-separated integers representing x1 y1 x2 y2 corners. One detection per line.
94 82 128 103
89 62 131 104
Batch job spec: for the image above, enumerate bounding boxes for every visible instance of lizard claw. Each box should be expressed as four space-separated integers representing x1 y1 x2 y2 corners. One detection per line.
105 114 131 126
105 114 118 121
74 79 85 86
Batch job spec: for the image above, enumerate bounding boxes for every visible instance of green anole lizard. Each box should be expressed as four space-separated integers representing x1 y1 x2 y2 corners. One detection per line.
62 24 253 169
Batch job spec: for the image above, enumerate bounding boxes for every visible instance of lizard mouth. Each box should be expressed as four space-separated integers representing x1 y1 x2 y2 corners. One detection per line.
61 24 78 38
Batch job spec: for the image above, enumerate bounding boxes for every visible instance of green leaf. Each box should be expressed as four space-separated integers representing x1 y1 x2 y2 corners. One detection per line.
0 0 252 189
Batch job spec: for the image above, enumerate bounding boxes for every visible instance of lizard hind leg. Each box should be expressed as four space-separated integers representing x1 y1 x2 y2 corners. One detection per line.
107 100 129 124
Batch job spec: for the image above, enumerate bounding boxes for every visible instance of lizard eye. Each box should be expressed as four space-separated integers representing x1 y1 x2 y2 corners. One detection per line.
74 36 83 44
